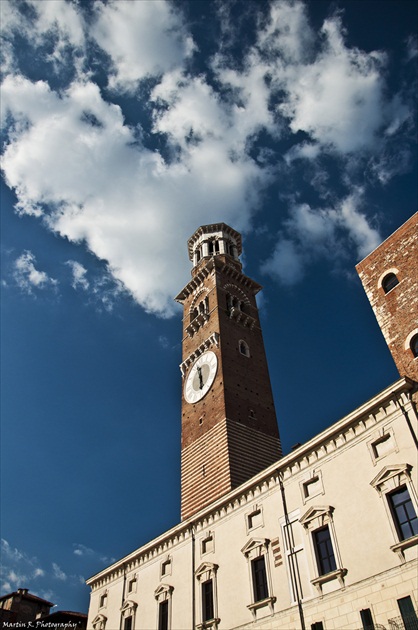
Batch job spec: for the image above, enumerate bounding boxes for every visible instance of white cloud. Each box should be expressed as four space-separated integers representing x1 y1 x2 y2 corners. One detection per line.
406 35 418 62
1 539 24 563
92 0 194 92
2 72 268 315
261 237 305 285
338 194 381 258
66 261 89 290
0 0 85 75
52 563 67 581
13 251 57 294
158 335 170 350
73 543 115 565
28 0 85 48
0 0 413 311
7 569 27 585
275 15 388 153
261 192 381 285
257 0 314 64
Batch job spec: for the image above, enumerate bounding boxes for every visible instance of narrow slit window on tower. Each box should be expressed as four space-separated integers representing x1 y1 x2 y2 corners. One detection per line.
239 340 250 357
382 272 399 293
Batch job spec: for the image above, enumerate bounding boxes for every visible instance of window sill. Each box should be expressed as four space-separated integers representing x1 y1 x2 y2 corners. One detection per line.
247 596 276 618
311 568 347 595
391 533 418 561
196 618 220 630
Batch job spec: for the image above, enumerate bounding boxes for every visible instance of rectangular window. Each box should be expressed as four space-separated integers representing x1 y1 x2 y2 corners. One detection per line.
251 556 269 602
202 579 214 622
124 616 132 630
360 608 375 630
201 535 214 555
311 623 324 630
248 509 262 530
313 526 337 575
303 477 321 499
388 486 418 541
397 596 418 630
158 600 169 630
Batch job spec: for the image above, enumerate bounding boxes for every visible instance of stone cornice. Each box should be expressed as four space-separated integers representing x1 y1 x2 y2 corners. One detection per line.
86 377 415 590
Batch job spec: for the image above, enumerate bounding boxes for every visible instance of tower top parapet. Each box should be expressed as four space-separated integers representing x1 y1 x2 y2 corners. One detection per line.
187 223 242 268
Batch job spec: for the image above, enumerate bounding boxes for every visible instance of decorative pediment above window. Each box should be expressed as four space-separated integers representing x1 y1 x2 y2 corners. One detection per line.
92 613 107 630
120 599 137 614
300 506 334 530
154 583 174 602
370 464 412 494
195 561 218 582
241 538 269 559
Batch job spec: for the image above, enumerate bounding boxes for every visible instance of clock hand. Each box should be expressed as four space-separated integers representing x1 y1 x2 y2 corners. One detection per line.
197 366 204 389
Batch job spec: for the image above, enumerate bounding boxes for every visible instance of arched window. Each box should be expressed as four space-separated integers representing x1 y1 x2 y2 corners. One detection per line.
382 272 399 294
411 334 418 358
239 340 250 357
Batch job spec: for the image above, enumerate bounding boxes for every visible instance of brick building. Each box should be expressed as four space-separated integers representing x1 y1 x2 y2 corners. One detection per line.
0 588 88 629
0 588 53 625
86 217 417 630
356 213 418 384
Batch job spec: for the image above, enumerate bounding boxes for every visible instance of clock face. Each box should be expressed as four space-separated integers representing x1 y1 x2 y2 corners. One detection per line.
184 351 218 403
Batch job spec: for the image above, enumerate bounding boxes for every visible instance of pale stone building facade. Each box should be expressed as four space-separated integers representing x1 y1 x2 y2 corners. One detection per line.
87 216 417 630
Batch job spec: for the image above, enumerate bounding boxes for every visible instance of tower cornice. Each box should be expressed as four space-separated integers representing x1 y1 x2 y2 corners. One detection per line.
174 259 216 303
175 257 262 304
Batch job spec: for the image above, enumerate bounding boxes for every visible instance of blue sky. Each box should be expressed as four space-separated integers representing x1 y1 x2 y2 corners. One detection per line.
1 0 417 614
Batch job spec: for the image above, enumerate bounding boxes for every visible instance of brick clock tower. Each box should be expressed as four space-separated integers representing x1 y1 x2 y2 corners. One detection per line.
175 223 282 520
